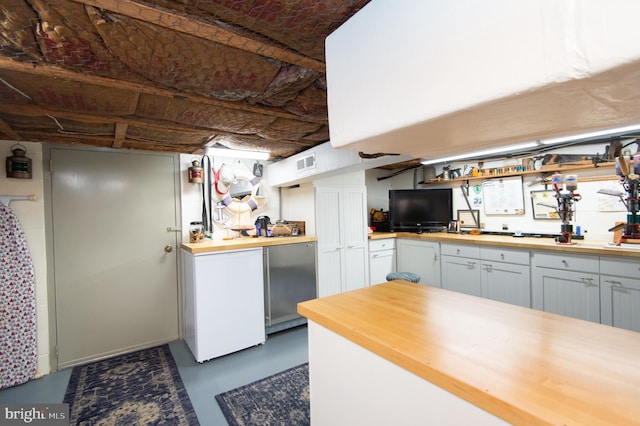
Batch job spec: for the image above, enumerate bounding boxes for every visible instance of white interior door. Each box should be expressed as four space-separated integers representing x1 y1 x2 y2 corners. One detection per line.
50 148 180 368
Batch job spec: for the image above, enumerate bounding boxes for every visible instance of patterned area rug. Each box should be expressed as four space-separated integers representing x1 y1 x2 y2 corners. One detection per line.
63 345 199 425
215 363 309 426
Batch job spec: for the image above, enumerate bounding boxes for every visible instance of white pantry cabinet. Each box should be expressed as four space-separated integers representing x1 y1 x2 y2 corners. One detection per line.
181 248 265 362
369 239 396 285
396 239 441 287
315 186 369 297
532 252 600 323
600 257 640 332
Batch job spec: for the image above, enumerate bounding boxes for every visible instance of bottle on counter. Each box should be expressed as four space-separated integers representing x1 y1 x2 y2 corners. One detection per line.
189 221 204 243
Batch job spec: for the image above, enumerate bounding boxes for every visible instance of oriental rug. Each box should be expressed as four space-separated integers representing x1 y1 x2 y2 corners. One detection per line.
215 363 309 426
63 344 199 425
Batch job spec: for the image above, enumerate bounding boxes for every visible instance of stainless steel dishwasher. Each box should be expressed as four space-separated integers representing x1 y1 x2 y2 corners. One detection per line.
263 241 317 334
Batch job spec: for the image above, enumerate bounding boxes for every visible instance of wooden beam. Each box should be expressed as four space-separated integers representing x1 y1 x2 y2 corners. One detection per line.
113 122 128 148
0 103 212 134
0 58 327 125
70 0 326 73
0 117 23 140
19 129 197 146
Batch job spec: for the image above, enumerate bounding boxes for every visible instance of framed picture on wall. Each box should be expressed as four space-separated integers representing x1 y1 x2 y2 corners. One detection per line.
457 209 481 229
530 190 559 220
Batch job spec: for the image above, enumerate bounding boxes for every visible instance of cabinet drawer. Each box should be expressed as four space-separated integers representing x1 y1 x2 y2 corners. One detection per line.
533 252 598 273
480 247 530 265
370 249 395 259
369 238 396 252
441 243 480 259
600 256 640 278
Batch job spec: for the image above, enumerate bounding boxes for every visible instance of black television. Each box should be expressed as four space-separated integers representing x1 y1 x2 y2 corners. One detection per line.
388 189 452 233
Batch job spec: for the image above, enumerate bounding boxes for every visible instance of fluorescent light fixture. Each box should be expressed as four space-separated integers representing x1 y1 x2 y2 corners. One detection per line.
541 123 640 145
420 141 539 165
205 147 270 160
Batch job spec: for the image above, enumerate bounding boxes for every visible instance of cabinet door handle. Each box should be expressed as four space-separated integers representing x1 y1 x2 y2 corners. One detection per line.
562 260 569 267
347 245 355 249
604 279 623 286
467 261 476 269
372 254 379 258
483 264 493 272
434 254 438 261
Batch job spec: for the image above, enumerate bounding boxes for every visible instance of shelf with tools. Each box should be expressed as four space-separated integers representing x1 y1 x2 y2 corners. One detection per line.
419 161 620 185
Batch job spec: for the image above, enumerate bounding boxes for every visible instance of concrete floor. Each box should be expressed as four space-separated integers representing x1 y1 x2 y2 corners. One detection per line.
0 325 309 425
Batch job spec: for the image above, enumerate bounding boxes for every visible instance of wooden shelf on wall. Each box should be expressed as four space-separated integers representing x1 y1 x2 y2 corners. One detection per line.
419 161 619 185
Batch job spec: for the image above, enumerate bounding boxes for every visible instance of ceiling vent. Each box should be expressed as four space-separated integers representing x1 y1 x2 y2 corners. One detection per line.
296 153 316 172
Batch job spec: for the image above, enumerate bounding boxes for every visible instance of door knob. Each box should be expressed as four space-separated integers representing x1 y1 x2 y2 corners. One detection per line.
164 245 173 253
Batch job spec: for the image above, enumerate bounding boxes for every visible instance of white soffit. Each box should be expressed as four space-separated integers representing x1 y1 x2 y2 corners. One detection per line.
326 0 640 160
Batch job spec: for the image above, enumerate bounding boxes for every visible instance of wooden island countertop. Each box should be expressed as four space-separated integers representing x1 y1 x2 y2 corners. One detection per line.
298 281 640 425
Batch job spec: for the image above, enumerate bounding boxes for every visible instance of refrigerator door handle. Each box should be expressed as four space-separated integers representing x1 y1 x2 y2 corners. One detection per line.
263 248 272 326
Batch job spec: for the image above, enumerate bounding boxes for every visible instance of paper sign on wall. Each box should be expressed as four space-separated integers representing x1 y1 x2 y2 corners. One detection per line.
482 176 525 215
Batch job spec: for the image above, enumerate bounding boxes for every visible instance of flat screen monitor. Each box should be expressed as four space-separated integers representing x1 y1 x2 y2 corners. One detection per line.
389 189 452 233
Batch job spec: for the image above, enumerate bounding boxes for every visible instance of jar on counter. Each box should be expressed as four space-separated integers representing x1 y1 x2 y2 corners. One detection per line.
189 221 204 243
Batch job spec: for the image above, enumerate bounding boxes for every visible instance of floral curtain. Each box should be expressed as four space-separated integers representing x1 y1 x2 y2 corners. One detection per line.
0 205 37 388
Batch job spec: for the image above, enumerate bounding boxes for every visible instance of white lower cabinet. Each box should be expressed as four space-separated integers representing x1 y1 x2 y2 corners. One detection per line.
441 244 531 305
369 239 396 285
386 238 640 331
480 247 531 308
396 239 441 287
532 252 600 323
441 243 480 296
600 257 640 332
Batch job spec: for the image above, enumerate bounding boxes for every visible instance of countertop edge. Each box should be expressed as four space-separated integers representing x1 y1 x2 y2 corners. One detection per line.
181 235 317 254
369 231 640 257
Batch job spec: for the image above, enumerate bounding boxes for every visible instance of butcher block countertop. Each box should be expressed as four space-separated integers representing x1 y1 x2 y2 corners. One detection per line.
298 281 640 425
181 235 317 254
370 231 640 258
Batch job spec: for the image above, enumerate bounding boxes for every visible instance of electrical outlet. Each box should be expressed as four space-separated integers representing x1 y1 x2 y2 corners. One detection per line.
502 224 509 231
480 223 485 229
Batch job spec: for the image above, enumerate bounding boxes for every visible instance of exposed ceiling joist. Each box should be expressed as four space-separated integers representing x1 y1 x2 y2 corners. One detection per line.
69 0 326 72
0 58 323 124
113 122 128 148
0 117 23 140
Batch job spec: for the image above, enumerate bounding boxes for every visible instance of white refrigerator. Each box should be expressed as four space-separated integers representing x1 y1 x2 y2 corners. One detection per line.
182 248 265 362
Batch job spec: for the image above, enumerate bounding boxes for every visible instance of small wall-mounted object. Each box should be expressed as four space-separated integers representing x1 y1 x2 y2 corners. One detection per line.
188 158 203 183
6 144 32 179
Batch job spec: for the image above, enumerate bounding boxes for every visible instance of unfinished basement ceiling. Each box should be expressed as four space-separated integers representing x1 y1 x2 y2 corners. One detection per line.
0 0 371 160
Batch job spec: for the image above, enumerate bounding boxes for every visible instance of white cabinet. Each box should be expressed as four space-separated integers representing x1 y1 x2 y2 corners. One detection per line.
396 239 441 287
532 252 600 323
600 257 640 332
369 239 396 285
440 244 531 305
181 248 265 362
316 186 369 297
441 243 481 296
480 247 531 308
